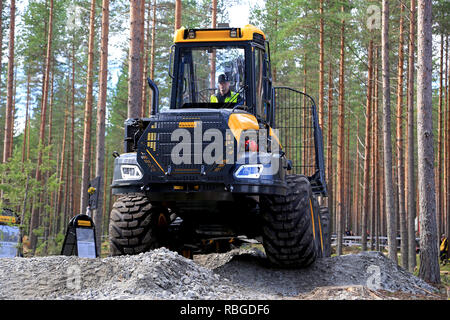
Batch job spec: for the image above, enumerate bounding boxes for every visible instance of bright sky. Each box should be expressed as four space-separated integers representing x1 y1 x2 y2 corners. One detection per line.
228 0 263 28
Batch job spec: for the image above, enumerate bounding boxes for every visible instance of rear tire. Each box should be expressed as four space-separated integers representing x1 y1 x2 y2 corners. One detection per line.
260 174 317 268
109 193 169 256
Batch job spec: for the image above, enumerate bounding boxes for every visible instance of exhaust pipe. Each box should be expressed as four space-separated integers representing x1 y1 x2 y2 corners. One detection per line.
147 77 159 115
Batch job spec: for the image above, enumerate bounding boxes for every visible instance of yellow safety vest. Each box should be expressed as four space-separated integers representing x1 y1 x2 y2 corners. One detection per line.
210 91 238 103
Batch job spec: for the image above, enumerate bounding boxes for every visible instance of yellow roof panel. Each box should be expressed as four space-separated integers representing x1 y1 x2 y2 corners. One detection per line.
174 24 266 43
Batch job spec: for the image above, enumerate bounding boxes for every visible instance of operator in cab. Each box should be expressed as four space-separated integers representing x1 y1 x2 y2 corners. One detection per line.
210 73 240 104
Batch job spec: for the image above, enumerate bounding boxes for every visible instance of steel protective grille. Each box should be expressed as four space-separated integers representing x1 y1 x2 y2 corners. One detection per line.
274 87 317 178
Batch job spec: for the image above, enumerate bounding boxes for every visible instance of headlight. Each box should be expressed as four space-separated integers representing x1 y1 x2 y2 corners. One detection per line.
120 165 143 180
234 164 263 179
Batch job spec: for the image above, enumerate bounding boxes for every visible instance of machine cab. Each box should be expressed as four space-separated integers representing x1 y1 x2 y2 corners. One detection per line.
168 25 274 126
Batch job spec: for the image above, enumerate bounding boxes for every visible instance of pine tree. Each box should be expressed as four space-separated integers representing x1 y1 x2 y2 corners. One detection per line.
3 0 16 163
93 0 110 255
381 0 398 263
396 2 408 267
128 0 144 118
80 0 97 215
407 0 417 272
148 0 157 115
362 40 373 252
416 0 440 285
318 0 324 130
175 0 182 30
30 0 54 252
336 4 345 255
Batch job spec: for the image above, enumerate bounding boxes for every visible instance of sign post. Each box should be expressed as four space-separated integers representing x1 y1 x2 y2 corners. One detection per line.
61 214 98 258
61 177 101 258
0 209 21 258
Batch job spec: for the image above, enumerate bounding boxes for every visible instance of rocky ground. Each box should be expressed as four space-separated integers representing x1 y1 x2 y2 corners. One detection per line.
0 247 446 300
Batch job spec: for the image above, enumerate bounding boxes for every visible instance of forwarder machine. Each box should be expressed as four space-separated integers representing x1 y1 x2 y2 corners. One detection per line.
109 25 330 267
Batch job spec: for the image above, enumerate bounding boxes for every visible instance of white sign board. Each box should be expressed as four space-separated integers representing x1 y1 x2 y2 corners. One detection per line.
0 225 20 258
76 228 96 258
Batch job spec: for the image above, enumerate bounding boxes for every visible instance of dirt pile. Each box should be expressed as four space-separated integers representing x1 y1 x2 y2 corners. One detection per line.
0 247 441 300
198 248 438 297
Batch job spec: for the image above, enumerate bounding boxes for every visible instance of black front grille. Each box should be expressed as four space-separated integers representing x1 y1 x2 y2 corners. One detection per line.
137 111 231 183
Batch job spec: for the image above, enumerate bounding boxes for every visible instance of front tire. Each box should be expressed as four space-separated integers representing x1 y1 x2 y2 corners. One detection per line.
109 193 169 256
260 174 317 267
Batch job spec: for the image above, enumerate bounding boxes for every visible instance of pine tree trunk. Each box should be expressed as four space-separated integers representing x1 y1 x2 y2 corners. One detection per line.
318 0 324 130
436 33 444 241
326 54 334 244
148 0 157 115
343 126 347 231
374 46 380 251
70 43 76 220
94 0 110 255
396 3 408 267
102 154 109 239
370 68 377 251
352 119 360 234
2 0 15 163
210 0 217 90
64 153 70 232
128 0 143 118
446 36 450 259
10 68 16 159
56 110 68 234
139 0 145 117
21 73 31 164
30 0 54 252
346 126 351 232
407 0 417 272
175 0 182 31
381 0 398 263
56 79 70 233
141 0 150 117
0 0 3 127
362 40 373 252
80 0 97 214
45 67 55 252
444 37 448 244
47 67 55 206
0 0 3 162
416 0 440 284
442 37 448 239
336 5 345 255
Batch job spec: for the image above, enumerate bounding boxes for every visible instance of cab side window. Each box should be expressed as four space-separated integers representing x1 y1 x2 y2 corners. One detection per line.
255 48 265 118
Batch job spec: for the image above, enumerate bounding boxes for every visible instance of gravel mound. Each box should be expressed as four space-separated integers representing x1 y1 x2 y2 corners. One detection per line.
0 247 439 300
196 248 438 297
0 248 277 300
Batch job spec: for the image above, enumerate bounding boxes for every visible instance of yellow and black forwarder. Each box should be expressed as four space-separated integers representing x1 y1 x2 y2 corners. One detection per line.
110 25 330 267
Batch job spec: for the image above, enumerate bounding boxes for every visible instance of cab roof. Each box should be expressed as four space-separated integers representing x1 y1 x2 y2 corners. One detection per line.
173 24 266 44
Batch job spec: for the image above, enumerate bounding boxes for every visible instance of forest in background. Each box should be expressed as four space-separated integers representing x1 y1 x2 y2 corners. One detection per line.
0 0 448 284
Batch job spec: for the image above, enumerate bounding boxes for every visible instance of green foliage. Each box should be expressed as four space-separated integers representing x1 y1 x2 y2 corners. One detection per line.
0 144 60 235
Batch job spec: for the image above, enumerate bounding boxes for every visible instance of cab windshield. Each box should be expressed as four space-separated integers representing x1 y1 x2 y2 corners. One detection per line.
176 46 246 108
